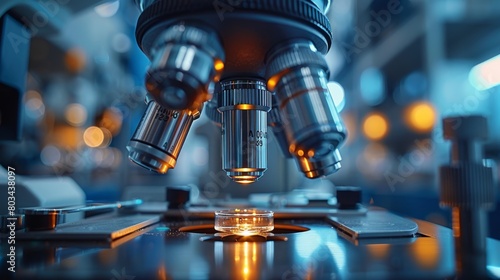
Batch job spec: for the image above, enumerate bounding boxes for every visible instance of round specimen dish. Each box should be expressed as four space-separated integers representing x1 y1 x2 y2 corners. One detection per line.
214 209 274 236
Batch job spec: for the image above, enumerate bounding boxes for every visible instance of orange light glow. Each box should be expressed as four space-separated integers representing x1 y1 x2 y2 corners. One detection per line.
452 208 461 237
237 180 254 185
98 108 123 135
267 77 279 91
297 150 304 157
233 175 257 185
235 104 256 110
405 102 436 132
411 238 440 269
83 126 105 148
64 48 87 73
98 249 118 265
240 242 252 280
157 264 168 280
214 60 225 71
47 125 82 150
307 150 315 157
236 168 257 172
367 244 390 259
362 112 389 141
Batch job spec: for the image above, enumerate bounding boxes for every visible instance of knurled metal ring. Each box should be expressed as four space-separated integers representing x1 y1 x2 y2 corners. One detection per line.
439 163 495 209
265 43 329 79
136 0 332 51
218 80 271 111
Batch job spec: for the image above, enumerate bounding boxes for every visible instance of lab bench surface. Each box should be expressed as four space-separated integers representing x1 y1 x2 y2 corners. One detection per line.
3 217 500 279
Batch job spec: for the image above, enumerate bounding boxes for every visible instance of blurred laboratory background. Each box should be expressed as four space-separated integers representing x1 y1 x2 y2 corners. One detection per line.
1 0 499 238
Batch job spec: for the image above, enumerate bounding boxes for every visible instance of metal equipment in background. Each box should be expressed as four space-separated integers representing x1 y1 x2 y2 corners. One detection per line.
128 0 347 184
439 115 496 278
0 0 110 141
0 14 30 141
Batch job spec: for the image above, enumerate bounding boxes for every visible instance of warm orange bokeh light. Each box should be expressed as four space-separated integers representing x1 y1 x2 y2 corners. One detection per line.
405 102 436 132
267 77 279 91
214 60 225 71
83 126 105 148
362 112 389 140
367 244 391 259
411 238 440 269
64 48 87 73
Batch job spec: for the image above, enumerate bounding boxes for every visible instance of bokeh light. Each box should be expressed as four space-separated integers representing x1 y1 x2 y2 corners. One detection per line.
24 90 45 120
65 48 87 73
40 145 62 166
112 33 131 53
411 238 440 269
98 108 123 135
327 81 346 111
469 53 500 90
360 68 385 106
362 112 389 141
83 126 107 148
404 102 436 132
94 0 120 18
65 103 88 126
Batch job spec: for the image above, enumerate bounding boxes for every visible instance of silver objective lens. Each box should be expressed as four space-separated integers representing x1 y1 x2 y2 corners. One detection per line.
204 84 222 126
127 94 201 174
268 95 292 159
218 79 272 184
268 94 342 177
145 23 225 110
266 40 346 178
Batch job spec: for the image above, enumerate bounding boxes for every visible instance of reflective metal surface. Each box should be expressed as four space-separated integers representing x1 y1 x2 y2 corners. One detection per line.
144 23 225 110
133 0 339 183
136 0 332 13
127 94 201 174
440 116 496 278
20 199 143 230
218 79 271 184
266 40 346 178
8 216 500 279
204 88 222 126
268 95 293 159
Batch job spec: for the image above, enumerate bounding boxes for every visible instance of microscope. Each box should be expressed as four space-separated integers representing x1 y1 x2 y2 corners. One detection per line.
1 1 499 279
126 0 347 185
